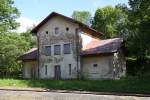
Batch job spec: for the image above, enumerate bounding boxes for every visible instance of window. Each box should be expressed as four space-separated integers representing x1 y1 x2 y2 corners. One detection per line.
45 65 48 75
69 64 71 75
64 43 71 54
55 27 59 34
54 45 61 55
45 46 51 56
93 64 98 67
46 31 48 34
66 27 69 31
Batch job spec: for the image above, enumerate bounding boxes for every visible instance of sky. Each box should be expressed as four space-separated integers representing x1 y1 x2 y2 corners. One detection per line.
14 0 128 32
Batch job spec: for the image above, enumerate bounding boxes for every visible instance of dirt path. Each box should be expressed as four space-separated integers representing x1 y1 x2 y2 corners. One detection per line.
0 90 149 100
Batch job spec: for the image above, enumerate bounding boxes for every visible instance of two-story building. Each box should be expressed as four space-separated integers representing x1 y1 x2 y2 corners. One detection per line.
19 12 126 80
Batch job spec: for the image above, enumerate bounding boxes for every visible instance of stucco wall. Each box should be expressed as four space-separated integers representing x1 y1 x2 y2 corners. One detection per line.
37 16 81 79
23 61 38 79
82 50 126 80
82 55 114 80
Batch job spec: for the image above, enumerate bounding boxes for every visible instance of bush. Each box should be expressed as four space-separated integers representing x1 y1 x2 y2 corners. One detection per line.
126 57 150 76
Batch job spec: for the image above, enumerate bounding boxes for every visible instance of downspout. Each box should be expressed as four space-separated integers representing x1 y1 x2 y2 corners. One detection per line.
37 34 40 79
75 28 80 79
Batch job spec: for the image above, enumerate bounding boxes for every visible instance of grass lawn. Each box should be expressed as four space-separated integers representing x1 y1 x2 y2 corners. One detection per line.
0 77 150 93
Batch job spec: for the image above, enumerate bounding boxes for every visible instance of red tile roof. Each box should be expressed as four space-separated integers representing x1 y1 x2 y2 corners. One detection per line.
82 38 123 55
19 38 123 60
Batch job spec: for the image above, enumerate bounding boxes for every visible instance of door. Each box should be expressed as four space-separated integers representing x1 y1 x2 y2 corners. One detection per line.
30 62 37 79
54 65 61 80
31 66 36 79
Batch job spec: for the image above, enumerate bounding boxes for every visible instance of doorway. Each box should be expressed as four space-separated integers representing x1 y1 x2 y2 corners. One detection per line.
54 65 61 80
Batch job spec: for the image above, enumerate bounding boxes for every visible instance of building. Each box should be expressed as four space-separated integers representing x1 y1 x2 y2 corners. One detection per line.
19 12 126 80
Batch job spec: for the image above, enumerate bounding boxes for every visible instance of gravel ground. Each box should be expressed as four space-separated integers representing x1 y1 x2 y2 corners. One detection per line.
0 90 149 100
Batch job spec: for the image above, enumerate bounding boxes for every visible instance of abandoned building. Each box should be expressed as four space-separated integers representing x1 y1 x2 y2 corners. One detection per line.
19 12 126 80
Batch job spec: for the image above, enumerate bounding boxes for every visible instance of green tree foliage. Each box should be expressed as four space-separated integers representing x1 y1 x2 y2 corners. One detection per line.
72 11 92 25
0 0 20 33
126 0 150 58
0 33 30 77
20 29 37 48
0 0 33 77
92 6 128 39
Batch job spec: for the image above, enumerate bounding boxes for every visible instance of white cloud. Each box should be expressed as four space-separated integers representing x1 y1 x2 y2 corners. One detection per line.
15 16 39 33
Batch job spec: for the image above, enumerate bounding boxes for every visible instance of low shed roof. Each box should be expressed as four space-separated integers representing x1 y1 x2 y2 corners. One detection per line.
19 48 38 61
82 38 123 56
19 38 123 60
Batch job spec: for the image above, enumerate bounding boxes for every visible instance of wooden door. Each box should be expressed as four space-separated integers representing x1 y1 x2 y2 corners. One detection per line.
31 66 36 79
54 65 61 80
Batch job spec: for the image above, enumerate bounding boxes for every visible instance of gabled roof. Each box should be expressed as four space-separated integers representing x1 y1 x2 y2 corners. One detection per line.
31 12 103 38
82 38 123 56
19 38 123 60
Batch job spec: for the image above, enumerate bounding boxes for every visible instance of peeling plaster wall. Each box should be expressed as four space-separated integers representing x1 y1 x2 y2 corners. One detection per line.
37 16 81 79
82 55 114 80
113 50 126 79
82 52 126 80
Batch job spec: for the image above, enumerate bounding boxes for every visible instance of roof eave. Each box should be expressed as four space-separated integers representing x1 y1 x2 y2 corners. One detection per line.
31 12 103 38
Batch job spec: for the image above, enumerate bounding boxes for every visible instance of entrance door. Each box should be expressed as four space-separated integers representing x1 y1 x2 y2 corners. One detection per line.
54 65 61 80
31 66 36 79
30 62 37 79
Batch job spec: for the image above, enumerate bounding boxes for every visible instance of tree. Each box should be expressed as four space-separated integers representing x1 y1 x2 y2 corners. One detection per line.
92 6 128 39
20 28 37 48
72 11 92 25
0 33 30 77
126 0 150 58
0 0 20 33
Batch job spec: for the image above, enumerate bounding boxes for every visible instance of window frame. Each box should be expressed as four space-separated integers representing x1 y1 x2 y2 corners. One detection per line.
54 45 61 55
63 43 71 54
45 46 51 56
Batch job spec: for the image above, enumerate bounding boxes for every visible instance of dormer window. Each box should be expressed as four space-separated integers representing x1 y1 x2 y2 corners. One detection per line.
55 27 59 34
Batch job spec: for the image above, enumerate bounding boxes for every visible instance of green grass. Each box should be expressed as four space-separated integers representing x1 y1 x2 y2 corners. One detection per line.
0 77 150 93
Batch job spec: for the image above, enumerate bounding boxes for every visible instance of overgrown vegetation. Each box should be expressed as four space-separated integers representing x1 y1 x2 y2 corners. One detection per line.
0 0 150 81
0 78 150 93
0 0 36 77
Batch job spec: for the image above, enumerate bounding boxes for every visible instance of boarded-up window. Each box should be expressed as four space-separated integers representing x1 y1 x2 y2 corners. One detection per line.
54 45 61 55
45 46 51 56
64 43 71 54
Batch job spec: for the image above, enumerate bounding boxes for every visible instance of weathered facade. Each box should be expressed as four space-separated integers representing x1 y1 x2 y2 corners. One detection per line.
19 12 126 80
37 16 82 79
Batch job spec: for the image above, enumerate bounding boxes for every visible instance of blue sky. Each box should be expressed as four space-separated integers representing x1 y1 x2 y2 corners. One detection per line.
14 0 128 32
14 0 128 21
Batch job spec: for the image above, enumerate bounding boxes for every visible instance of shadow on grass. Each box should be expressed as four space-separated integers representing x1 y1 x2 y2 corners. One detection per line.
23 78 150 94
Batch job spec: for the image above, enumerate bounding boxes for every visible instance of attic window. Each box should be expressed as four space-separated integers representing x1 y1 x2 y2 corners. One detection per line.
46 31 48 34
55 27 59 34
93 64 98 67
66 27 69 31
